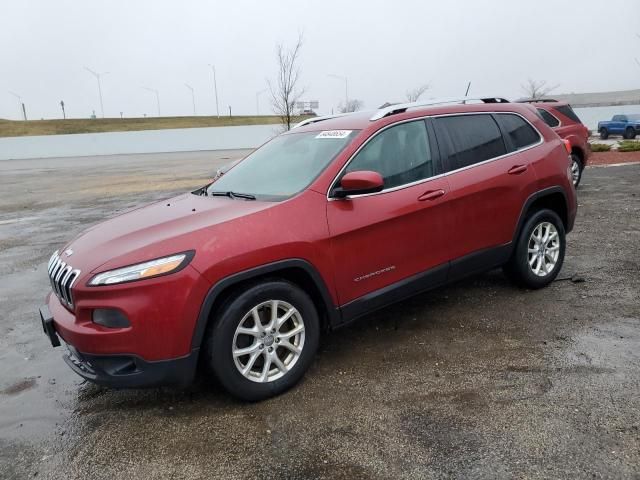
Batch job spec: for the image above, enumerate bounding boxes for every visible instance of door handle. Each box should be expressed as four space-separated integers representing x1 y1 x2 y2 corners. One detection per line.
418 189 446 201
508 165 528 175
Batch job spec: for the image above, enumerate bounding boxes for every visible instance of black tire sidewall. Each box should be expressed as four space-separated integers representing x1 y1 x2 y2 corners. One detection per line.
625 128 636 140
205 280 320 401
599 128 608 139
510 209 566 289
571 154 583 187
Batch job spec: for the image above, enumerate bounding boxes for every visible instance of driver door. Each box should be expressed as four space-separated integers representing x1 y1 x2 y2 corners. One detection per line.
327 119 452 310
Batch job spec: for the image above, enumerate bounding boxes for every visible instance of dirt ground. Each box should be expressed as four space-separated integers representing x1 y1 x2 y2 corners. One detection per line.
0 152 639 480
589 151 640 166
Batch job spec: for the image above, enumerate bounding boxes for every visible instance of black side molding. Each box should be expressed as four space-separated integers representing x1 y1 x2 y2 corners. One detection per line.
448 243 512 283
191 259 339 349
340 263 449 325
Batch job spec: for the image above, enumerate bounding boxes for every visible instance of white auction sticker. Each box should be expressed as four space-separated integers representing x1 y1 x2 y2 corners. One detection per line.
315 130 352 139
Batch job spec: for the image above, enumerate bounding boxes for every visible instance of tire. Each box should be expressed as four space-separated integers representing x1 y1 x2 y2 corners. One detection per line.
624 127 636 140
203 279 320 401
599 128 609 140
570 154 583 188
503 209 566 289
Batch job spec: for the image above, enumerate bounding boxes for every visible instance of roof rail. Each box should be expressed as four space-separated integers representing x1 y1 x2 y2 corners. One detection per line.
292 112 354 129
516 98 559 104
369 96 510 121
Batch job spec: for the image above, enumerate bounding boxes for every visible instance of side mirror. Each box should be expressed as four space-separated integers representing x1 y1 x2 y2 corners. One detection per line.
333 170 384 198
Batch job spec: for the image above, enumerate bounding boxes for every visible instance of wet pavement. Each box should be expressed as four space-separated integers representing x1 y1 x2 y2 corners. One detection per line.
1 153 639 479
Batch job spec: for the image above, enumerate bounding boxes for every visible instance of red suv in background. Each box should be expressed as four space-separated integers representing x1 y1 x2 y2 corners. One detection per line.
40 97 577 401
518 99 590 187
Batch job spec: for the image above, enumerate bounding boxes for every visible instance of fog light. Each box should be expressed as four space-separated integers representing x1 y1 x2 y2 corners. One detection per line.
92 309 131 328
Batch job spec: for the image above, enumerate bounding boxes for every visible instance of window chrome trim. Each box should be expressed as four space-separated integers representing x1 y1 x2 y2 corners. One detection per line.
327 111 544 201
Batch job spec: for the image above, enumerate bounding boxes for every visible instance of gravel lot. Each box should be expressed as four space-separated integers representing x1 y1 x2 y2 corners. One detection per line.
0 152 638 479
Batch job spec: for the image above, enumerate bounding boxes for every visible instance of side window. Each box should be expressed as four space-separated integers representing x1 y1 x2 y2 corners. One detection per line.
345 120 434 189
434 114 506 171
495 113 541 150
537 108 560 127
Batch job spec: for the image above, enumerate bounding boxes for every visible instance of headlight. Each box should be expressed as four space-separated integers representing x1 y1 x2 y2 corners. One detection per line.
89 252 193 286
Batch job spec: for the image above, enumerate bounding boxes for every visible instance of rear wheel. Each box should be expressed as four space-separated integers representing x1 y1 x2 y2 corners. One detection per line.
503 209 566 289
599 128 609 140
203 280 319 401
624 127 636 140
570 154 583 187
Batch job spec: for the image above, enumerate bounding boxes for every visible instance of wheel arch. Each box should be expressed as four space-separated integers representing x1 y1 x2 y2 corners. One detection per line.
191 259 339 350
571 145 584 162
513 187 570 245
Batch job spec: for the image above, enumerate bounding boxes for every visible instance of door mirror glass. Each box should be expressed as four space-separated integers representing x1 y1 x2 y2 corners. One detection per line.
334 170 384 198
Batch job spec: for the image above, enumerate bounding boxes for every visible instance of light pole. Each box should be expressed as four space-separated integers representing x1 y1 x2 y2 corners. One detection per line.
142 87 161 117
9 91 26 120
256 88 268 115
208 64 220 118
328 74 348 112
185 84 196 116
84 66 108 118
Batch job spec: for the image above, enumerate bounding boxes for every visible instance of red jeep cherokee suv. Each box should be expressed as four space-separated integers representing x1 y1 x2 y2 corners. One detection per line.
518 99 590 187
40 97 577 400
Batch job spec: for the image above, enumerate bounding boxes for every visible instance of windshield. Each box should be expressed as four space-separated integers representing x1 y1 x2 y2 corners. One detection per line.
206 130 359 201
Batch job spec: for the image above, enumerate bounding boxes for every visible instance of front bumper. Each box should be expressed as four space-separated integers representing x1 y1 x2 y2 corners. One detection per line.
40 305 198 388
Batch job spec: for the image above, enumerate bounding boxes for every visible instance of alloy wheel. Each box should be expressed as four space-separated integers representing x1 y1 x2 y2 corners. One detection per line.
527 222 560 277
232 300 305 383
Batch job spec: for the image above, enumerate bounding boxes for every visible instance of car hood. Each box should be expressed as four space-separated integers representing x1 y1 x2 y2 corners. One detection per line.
60 193 274 275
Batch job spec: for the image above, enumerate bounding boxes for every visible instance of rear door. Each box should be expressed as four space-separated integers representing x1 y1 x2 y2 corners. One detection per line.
433 113 540 276
327 119 452 306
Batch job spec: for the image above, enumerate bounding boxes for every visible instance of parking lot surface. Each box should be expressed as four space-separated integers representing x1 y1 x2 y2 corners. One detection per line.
1 153 638 479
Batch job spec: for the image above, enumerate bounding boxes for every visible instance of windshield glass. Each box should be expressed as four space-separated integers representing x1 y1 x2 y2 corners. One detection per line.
206 130 359 201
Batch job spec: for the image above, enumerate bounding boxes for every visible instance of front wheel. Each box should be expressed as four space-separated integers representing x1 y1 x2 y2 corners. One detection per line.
571 154 583 187
203 280 320 401
503 209 566 289
599 128 609 140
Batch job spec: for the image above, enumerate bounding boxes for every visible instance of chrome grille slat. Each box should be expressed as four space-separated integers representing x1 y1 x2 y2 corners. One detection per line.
49 258 62 291
60 267 74 304
54 261 67 299
47 251 81 309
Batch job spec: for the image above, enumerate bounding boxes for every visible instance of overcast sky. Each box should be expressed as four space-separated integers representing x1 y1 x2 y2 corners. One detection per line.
1 0 639 120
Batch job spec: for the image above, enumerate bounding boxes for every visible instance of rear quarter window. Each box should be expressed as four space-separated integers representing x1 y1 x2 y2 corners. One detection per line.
554 105 582 124
495 113 541 151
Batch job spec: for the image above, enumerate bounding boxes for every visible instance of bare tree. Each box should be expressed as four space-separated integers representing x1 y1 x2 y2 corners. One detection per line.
268 33 305 130
406 84 430 102
521 79 559 99
339 99 363 113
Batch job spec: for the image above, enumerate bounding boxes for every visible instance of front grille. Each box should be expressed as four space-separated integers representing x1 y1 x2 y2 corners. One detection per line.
47 251 81 309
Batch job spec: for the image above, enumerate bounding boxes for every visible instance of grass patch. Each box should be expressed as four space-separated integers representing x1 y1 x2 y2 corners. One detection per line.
0 115 310 138
589 143 611 152
618 140 640 152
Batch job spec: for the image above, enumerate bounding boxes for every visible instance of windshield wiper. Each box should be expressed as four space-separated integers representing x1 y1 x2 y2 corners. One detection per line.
208 190 256 200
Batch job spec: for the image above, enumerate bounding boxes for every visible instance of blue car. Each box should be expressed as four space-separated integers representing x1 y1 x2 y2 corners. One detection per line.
598 114 640 140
